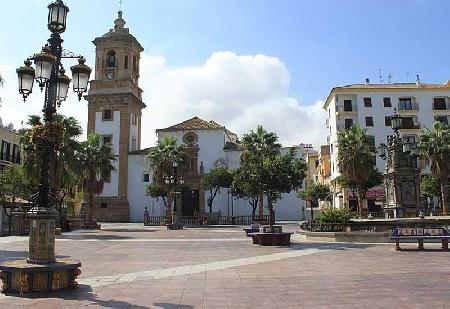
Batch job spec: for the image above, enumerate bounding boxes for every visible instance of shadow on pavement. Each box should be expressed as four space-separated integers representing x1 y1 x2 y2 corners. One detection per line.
154 303 194 309
7 284 151 308
58 234 133 241
0 251 72 263
288 242 375 251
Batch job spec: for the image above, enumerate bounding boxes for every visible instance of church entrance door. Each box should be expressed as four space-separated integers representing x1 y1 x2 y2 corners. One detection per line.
182 190 199 216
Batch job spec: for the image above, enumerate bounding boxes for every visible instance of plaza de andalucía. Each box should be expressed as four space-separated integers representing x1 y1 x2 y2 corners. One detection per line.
86 12 311 222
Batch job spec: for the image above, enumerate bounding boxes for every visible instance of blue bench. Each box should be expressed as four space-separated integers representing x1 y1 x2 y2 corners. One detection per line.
390 228 450 251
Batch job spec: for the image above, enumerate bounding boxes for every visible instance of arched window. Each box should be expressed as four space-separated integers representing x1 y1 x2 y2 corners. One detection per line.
132 55 137 71
124 55 128 69
106 51 116 67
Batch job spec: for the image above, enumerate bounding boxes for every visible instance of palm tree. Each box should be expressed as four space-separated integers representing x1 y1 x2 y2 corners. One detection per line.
240 125 282 220
337 125 377 215
19 114 83 223
418 121 450 214
79 133 116 223
241 125 281 157
147 136 188 223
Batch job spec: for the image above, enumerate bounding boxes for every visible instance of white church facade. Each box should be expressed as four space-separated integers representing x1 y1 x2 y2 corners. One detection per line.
85 12 311 223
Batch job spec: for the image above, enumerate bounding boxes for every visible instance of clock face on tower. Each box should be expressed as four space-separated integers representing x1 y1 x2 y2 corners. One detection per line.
106 72 114 80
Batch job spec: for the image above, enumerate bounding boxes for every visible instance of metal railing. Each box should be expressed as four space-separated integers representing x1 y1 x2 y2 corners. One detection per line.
432 102 449 110
398 102 419 111
144 215 166 226
301 219 450 233
144 214 270 227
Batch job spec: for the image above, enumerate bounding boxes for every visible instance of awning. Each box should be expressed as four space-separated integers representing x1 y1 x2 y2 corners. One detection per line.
349 186 385 199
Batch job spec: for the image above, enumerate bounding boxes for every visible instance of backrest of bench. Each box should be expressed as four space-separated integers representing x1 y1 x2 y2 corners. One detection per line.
391 227 448 237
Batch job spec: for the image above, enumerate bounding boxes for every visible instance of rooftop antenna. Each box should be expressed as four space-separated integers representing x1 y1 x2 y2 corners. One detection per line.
387 72 393 84
118 0 123 11
378 69 384 83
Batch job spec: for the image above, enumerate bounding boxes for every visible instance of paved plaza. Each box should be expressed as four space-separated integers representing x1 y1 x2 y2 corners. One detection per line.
1 224 450 308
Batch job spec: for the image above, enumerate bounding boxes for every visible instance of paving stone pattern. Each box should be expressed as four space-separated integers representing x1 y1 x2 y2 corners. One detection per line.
0 224 449 308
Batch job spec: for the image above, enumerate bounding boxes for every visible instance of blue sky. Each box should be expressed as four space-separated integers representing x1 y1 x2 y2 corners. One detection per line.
1 0 449 146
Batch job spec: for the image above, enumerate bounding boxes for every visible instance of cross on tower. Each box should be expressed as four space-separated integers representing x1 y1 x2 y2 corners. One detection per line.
118 0 123 11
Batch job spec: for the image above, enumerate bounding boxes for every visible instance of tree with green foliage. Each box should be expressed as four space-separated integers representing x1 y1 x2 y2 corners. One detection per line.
418 121 450 214
299 183 332 222
337 125 380 215
202 166 233 213
316 208 351 224
146 182 168 209
420 176 442 211
19 114 83 223
240 126 306 228
147 136 188 223
231 167 261 219
0 165 32 235
79 133 116 223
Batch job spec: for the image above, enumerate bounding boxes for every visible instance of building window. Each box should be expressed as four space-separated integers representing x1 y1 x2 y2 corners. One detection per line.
383 97 392 107
363 97 372 107
344 118 353 129
183 132 198 146
365 117 374 127
100 203 107 209
132 113 137 125
102 135 112 145
399 98 412 110
133 55 137 72
402 117 415 129
404 135 416 144
343 100 353 111
435 116 448 125
433 97 447 110
131 137 137 151
106 51 116 67
102 109 113 121
143 173 150 183
124 55 128 69
385 116 392 126
330 144 333 154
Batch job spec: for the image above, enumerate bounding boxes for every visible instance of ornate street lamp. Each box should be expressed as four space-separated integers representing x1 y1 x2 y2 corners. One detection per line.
380 110 421 219
47 0 69 33
391 109 402 136
34 47 56 89
70 58 92 100
16 60 35 101
56 68 71 103
1 0 90 295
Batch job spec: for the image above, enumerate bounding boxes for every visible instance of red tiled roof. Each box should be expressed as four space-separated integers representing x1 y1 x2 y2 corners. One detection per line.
157 117 224 132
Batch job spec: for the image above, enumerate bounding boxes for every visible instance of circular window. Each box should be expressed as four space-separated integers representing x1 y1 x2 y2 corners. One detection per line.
183 132 198 145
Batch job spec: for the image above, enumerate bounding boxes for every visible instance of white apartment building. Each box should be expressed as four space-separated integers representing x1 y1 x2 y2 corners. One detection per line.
323 78 450 210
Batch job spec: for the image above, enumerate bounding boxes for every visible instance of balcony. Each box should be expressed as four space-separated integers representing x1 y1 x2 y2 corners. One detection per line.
336 104 358 114
400 122 421 130
398 102 419 111
432 102 449 111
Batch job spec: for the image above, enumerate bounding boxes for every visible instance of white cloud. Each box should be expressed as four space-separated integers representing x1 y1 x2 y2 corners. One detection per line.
1 51 328 148
139 51 327 148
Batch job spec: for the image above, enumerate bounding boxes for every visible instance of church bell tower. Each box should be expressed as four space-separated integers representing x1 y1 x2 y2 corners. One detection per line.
85 11 146 222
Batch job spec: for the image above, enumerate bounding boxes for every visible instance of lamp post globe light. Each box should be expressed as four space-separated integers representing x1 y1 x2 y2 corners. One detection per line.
0 0 90 295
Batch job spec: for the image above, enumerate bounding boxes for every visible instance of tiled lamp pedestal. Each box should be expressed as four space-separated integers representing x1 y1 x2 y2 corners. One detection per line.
0 210 81 295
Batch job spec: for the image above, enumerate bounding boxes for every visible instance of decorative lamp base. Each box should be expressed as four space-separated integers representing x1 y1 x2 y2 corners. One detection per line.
0 259 81 294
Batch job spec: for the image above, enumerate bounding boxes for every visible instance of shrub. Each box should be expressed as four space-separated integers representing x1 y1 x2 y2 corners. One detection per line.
316 208 351 224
